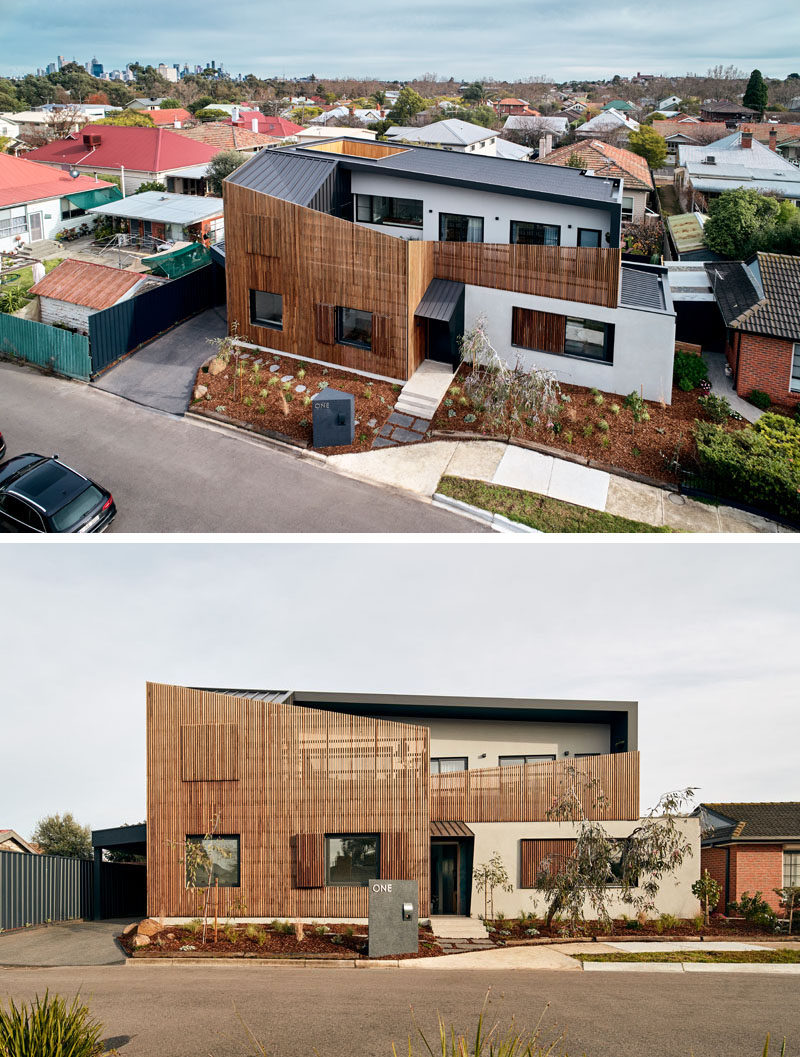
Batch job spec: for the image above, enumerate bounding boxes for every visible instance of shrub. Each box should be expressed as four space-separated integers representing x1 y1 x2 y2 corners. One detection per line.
697 393 733 423
754 412 800 461
624 391 650 423
0 992 104 1057
597 419 609 432
592 393 604 406
0 285 28 314
731 891 778 928
223 922 237 943
610 403 620 416
271 919 294 935
563 430 573 444
748 389 772 410
654 913 680 934
582 423 594 437
673 351 709 392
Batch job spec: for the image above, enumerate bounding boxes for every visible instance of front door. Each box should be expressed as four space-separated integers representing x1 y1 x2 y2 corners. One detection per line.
431 842 460 914
426 319 456 366
28 212 43 241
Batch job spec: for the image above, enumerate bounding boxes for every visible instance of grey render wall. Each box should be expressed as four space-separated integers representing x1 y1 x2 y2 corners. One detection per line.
465 284 677 404
349 171 614 247
428 718 610 768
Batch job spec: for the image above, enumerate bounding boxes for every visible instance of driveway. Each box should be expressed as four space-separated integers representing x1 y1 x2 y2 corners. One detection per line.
93 307 227 415
0 920 131 966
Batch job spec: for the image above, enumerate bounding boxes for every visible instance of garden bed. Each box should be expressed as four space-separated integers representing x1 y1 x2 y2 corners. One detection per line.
191 349 402 455
484 915 791 943
118 920 443 961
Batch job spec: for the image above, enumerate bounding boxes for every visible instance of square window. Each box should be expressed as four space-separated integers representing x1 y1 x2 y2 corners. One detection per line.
325 834 379 886
185 835 240 888
250 290 283 330
510 220 560 246
578 228 602 248
439 212 484 243
564 318 613 363
336 306 373 349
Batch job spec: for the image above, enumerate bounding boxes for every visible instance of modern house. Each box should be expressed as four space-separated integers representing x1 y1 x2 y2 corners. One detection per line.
87 190 225 247
676 131 800 208
0 152 119 252
29 259 154 333
145 683 700 921
385 119 499 156
706 252 800 406
25 125 221 195
221 137 677 402
537 139 655 224
695 803 800 914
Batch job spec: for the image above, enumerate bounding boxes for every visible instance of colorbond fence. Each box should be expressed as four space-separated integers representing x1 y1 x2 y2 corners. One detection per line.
0 313 91 381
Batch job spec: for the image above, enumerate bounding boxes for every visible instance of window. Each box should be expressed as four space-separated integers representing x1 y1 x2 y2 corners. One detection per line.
439 212 484 243
564 317 614 363
325 834 379 886
578 228 602 248
431 757 468 774
574 752 601 758
185 835 240 887
621 196 634 221
61 202 85 220
355 194 423 228
784 851 800 887
510 220 560 246
50 486 104 532
0 213 27 239
0 494 45 532
336 306 373 349
249 290 283 330
499 754 556 766
791 343 800 394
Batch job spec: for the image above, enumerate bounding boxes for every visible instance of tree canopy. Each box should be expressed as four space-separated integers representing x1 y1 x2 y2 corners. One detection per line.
206 150 249 195
703 188 800 258
627 125 667 168
387 86 426 126
95 109 154 127
743 69 768 113
31 813 92 859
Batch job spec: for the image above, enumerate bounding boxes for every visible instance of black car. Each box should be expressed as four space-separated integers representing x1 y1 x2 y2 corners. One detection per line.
0 430 5 461
0 454 116 533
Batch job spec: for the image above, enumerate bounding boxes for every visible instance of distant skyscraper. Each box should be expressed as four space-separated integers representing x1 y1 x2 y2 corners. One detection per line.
57 55 65 69
90 57 103 77
45 62 56 75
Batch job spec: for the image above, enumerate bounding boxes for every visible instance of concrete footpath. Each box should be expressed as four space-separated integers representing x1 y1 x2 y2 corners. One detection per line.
328 439 791 533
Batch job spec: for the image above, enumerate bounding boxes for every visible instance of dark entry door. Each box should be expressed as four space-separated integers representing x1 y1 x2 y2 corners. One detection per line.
426 319 456 366
431 842 459 914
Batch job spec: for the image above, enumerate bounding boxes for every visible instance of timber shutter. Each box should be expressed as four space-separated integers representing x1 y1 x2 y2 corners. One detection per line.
315 303 335 344
296 833 324 887
520 838 576 888
511 307 566 354
245 214 279 256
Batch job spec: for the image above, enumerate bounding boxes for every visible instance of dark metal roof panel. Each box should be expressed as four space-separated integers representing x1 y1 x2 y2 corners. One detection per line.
415 278 464 322
226 148 338 207
620 263 666 311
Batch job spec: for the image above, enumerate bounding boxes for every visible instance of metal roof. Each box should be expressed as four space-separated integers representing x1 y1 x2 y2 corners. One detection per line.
161 163 212 180
87 190 224 224
387 119 496 146
619 262 669 313
225 148 338 206
191 688 292 703
30 259 145 310
430 821 474 838
415 278 464 322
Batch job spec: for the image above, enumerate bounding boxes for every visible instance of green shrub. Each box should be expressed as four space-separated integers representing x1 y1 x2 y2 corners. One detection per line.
748 389 772 410
0 992 104 1057
592 393 604 406
754 412 800 461
654 913 680 934
731 891 778 928
582 424 594 437
673 351 709 391
597 418 609 432
563 431 573 444
624 391 650 422
697 393 733 423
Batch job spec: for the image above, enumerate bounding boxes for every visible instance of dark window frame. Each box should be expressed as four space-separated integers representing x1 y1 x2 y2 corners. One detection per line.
499 754 557 766
336 306 373 350
439 212 484 243
185 834 241 888
324 833 380 887
621 195 635 221
510 220 561 246
355 193 423 229
790 342 800 394
249 289 283 331
563 317 615 365
577 227 602 248
431 757 469 774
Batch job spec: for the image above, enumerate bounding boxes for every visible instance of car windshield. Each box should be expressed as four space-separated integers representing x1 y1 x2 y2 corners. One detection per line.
50 485 104 531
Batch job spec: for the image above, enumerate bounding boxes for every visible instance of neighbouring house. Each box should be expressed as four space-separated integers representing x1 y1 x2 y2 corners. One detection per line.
700 101 758 123
0 114 22 141
0 829 39 853
695 803 800 915
706 252 800 406
293 126 378 144
495 98 539 116
385 119 499 155
503 115 569 142
174 122 279 154
561 100 589 116
144 683 700 920
675 131 800 209
659 95 683 110
602 100 637 113
665 212 719 260
536 139 655 224
221 137 676 401
87 190 224 248
29 258 153 333
24 125 221 195
654 121 800 158
575 109 640 144
1 109 87 145
0 152 120 252
147 108 194 129
227 108 304 138
494 139 535 162
127 98 169 111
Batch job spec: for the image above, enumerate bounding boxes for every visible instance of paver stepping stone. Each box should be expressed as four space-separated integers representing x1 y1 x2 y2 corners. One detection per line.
281 375 294 383
269 364 280 373
372 437 398 448
295 384 307 393
388 411 414 428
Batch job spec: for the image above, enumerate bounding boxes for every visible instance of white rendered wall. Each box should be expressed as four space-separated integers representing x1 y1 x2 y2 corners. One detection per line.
427 717 610 767
464 284 676 404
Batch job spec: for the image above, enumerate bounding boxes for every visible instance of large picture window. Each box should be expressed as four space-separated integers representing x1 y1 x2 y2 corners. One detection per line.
784 850 800 887
431 757 468 774
564 317 614 363
325 834 379 886
790 343 800 394
439 212 484 243
355 194 423 228
250 290 283 330
336 306 373 349
510 220 560 246
185 835 240 888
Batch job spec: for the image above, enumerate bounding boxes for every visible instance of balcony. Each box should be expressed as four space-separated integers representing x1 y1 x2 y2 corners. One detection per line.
429 750 640 823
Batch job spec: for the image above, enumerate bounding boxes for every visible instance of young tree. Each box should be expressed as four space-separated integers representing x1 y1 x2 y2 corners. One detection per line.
133 180 167 194
692 869 721 925
159 98 181 109
86 91 109 105
774 887 800 933
703 187 780 258
743 69 768 114
473 852 513 919
461 81 489 104
388 86 426 126
206 150 249 195
533 769 696 934
627 125 667 168
31 813 92 859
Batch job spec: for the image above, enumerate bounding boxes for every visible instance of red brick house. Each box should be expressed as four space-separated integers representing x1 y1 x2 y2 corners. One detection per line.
706 253 800 406
696 802 800 914
495 98 540 117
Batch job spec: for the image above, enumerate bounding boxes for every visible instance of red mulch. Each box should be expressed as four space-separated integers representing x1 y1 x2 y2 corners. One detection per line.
118 922 443 960
486 916 786 942
191 351 402 455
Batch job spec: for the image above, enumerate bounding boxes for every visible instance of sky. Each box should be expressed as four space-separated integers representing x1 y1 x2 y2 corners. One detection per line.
1 0 798 81
1 538 798 842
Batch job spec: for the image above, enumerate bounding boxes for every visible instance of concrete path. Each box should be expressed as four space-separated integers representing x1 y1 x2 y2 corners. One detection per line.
582 962 800 974
0 920 131 966
394 359 454 419
603 941 770 952
405 944 581 970
93 307 227 415
702 350 763 424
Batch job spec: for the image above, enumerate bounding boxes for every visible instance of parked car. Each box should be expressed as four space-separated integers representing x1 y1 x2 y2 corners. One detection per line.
0 454 116 533
0 429 5 461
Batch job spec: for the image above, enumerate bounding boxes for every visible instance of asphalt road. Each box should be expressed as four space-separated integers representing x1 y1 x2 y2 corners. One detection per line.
0 361 484 533
0 964 796 1057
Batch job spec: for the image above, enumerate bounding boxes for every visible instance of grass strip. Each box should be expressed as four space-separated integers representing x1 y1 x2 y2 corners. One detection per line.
438 475 673 533
574 950 800 963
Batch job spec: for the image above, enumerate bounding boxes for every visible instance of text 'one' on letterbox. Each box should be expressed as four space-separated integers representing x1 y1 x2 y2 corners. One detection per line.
311 387 354 449
367 879 419 959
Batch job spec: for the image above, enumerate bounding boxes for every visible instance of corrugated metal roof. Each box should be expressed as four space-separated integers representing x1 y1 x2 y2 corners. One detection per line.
0 152 116 209
389 119 496 146
620 263 667 312
226 148 338 206
666 212 706 255
87 190 224 224
30 259 145 310
430 821 474 838
191 687 292 703
415 278 464 322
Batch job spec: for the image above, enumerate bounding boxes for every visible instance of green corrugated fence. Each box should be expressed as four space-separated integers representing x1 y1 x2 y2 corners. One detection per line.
0 313 91 381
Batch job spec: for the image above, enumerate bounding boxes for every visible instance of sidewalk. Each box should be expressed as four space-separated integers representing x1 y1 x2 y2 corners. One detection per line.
328 439 791 533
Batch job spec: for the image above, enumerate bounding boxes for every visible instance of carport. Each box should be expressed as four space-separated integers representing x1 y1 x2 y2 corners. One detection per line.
92 824 147 921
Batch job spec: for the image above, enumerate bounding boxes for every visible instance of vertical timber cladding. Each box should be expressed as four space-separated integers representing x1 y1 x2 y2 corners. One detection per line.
146 684 430 918
223 181 413 380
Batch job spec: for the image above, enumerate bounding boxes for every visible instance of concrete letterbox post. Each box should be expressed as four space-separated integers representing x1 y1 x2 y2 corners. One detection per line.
311 387 354 449
367 879 419 959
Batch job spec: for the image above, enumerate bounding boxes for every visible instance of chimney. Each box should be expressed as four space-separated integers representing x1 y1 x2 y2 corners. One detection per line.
175 120 181 129
741 131 752 149
251 118 259 133
538 132 552 158
231 105 240 124
769 128 778 152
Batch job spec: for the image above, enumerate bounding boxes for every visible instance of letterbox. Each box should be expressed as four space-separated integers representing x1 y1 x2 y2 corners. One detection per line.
312 387 354 449
368 879 419 959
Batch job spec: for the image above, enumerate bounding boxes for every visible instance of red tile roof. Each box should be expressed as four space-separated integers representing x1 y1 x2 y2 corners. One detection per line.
229 111 304 137
30 258 145 310
0 152 116 209
24 124 219 174
538 138 654 191
174 122 279 150
148 108 194 126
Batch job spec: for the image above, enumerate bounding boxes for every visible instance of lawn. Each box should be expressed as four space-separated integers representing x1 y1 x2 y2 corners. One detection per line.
574 949 800 963
438 475 674 533
0 257 63 307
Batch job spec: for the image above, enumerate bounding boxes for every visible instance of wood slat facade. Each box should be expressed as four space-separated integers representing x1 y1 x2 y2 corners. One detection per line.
520 839 577 888
429 752 640 824
147 684 430 918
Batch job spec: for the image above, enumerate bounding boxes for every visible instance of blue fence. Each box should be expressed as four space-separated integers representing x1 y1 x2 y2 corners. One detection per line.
0 313 91 381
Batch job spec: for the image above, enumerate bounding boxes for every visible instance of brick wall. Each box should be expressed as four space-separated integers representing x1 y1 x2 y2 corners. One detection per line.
730 844 784 911
735 332 800 407
700 846 728 910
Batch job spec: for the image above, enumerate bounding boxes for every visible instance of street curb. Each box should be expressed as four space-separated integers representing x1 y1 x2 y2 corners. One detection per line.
580 962 800 974
432 493 540 533
186 409 328 464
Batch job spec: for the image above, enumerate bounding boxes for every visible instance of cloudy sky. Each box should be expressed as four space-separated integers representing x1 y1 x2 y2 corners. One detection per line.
1 538 797 841
1 0 798 81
